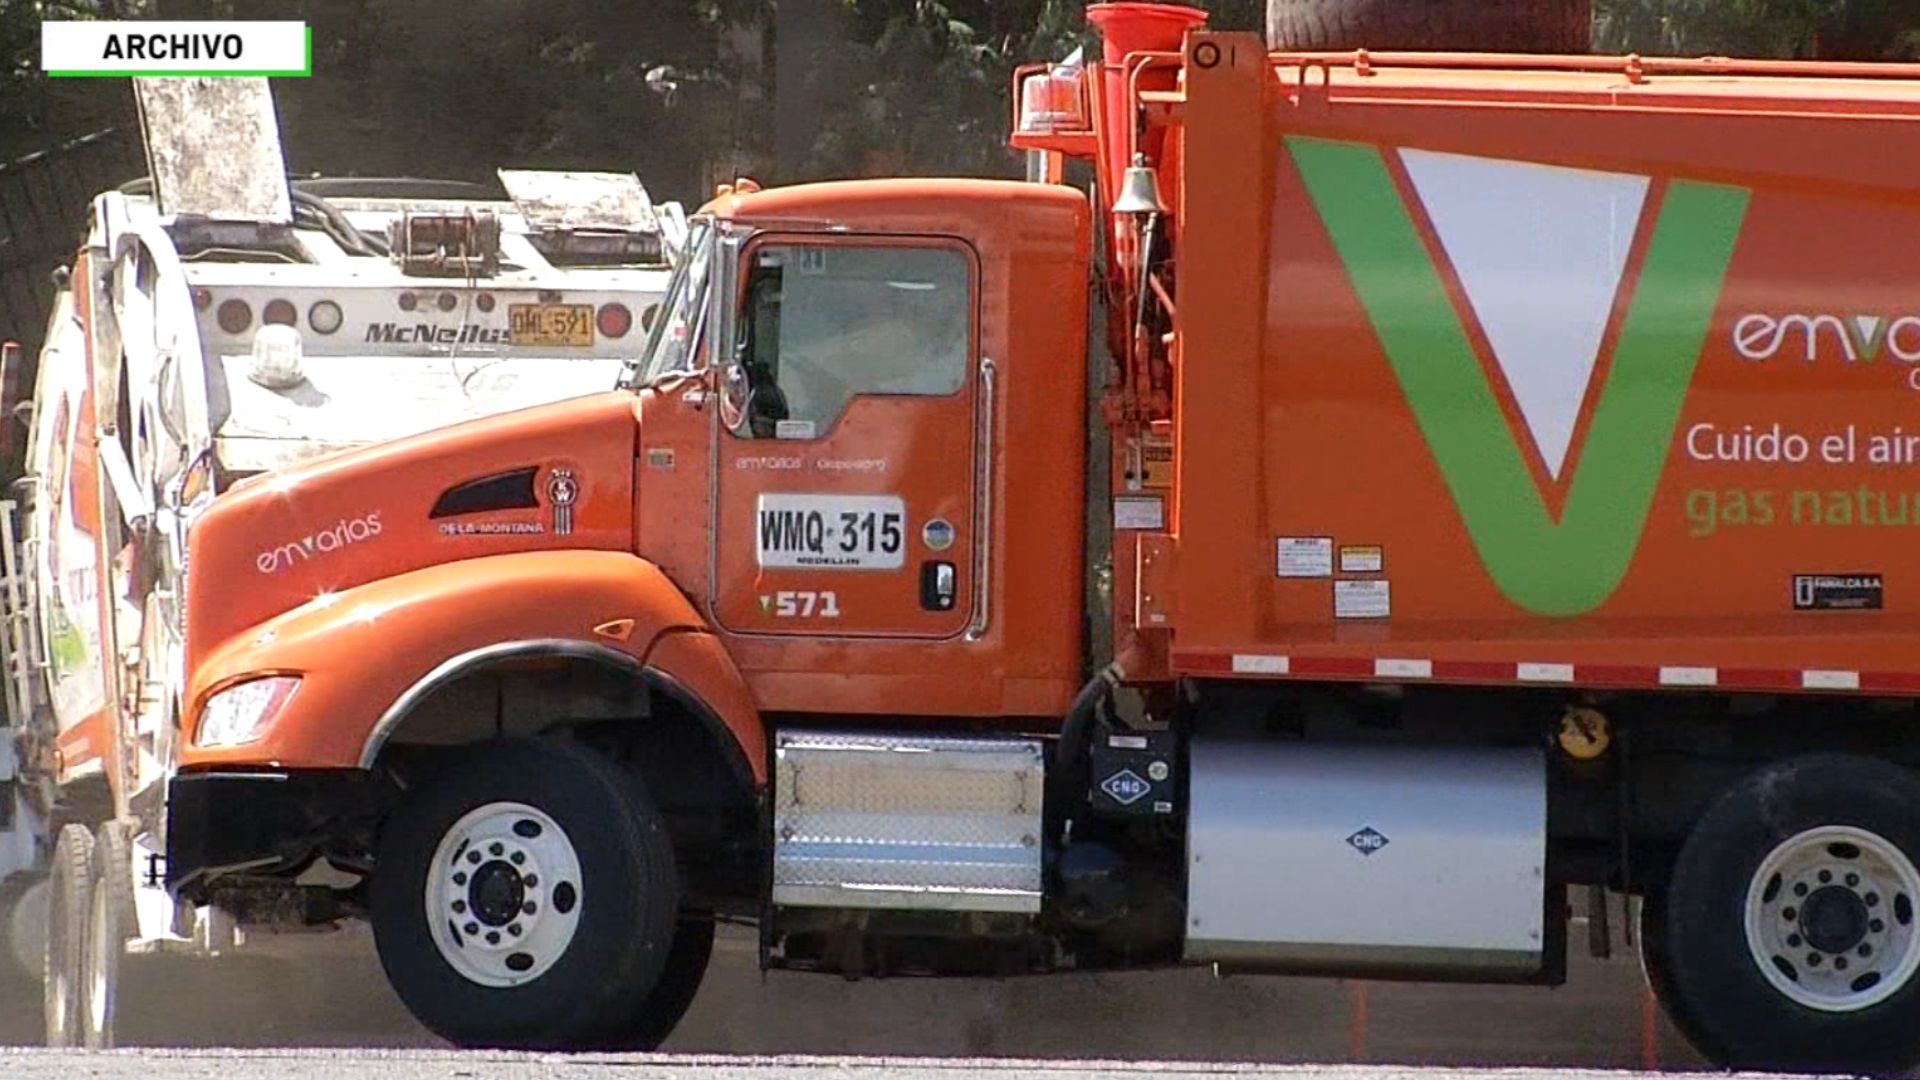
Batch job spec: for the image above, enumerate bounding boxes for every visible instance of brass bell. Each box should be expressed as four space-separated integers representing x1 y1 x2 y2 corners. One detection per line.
1112 152 1167 216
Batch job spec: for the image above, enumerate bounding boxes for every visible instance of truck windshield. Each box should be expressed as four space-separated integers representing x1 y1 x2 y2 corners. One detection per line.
627 220 713 388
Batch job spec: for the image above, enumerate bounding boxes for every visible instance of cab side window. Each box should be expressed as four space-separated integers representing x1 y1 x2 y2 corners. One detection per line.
736 243 969 438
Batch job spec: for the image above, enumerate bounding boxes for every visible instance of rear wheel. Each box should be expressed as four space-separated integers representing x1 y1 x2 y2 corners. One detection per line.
43 824 93 1048
1654 754 1920 1073
370 739 679 1049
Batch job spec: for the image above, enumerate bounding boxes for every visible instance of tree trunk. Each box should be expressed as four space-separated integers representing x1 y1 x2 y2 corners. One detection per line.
774 0 842 181
1266 0 1592 53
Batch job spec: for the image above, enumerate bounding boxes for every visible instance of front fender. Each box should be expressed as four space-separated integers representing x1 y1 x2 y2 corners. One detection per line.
182 550 721 769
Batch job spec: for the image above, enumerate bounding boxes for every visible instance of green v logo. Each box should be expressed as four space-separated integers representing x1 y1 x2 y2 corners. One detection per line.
1287 137 1749 616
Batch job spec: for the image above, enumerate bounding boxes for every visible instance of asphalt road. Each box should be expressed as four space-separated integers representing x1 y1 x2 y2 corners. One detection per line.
0 914 1708 1071
0 1051 1777 1080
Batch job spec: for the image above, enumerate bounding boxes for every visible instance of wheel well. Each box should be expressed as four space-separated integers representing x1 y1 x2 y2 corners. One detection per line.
371 650 761 912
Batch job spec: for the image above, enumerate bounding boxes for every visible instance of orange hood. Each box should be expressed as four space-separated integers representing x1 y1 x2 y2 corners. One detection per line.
185 390 641 670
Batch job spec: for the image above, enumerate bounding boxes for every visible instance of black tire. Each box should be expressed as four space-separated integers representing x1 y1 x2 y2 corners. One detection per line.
1657 753 1920 1073
1636 890 1723 1064
83 821 134 1049
585 912 715 1050
370 739 679 1049
43 823 93 1048
1265 0 1591 53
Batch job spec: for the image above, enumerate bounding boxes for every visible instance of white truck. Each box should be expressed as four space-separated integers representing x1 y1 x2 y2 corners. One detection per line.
0 76 682 1046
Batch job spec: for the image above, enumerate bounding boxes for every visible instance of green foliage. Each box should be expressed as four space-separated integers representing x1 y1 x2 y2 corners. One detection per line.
1594 0 1920 59
1 1 131 156
3 1 1916 202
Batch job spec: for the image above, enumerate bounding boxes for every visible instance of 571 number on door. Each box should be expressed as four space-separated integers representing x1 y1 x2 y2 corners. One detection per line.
764 590 841 618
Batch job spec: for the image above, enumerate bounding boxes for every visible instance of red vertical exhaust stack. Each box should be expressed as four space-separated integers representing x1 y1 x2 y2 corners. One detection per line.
1085 2 1208 204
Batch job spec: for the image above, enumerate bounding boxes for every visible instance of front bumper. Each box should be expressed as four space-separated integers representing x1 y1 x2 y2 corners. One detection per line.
165 768 386 901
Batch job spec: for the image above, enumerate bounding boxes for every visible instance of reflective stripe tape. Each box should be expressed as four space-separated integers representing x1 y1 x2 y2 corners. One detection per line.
1803 669 1861 691
1169 650 1893 696
1375 658 1432 679
1659 666 1718 687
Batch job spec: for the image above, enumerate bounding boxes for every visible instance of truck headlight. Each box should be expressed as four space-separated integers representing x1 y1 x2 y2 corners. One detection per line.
196 675 300 748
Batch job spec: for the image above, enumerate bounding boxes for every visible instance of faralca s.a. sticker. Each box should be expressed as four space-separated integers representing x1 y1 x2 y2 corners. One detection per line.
1793 573 1883 611
923 518 956 551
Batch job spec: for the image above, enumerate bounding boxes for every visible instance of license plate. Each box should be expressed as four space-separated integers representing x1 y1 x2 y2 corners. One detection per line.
756 494 906 570
508 304 592 346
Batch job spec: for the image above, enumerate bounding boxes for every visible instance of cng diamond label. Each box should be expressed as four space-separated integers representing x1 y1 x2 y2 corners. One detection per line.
1346 826 1390 856
1100 769 1151 806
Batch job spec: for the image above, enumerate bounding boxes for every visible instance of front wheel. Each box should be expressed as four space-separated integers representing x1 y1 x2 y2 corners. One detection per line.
1654 753 1920 1073
584 913 715 1050
370 739 680 1049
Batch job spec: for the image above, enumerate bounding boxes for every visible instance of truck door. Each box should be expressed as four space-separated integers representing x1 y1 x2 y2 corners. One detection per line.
711 234 981 638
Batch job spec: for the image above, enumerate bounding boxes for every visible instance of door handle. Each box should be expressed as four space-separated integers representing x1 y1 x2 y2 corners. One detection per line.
920 561 956 611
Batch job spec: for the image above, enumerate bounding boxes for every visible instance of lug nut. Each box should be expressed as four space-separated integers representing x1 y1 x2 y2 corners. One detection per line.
1796 883 1810 897
1820 870 1834 884
1860 944 1873 958
489 843 504 856
1836 957 1850 971
523 902 538 916
465 922 479 935
1847 873 1861 887
467 851 481 865
452 900 466 914
453 872 467 886
1788 934 1803 948
1872 919 1886 933
1808 953 1823 966
511 852 525 865
1868 893 1881 907
486 931 500 945
523 874 538 888
508 924 522 937
1784 907 1797 920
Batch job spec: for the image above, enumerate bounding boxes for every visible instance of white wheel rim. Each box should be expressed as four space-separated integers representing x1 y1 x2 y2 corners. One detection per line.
425 801 583 988
47 945 67 1041
1744 825 1920 1012
87 882 111 1043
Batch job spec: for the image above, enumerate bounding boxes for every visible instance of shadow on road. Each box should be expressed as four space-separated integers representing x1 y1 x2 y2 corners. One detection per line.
0 916 1707 1070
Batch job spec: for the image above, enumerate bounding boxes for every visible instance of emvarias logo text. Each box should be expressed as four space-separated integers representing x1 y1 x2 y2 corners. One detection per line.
255 513 384 574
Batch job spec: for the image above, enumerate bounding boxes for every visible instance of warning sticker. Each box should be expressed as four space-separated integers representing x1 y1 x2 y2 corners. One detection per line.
1276 537 1333 578
1141 435 1173 489
1339 545 1383 574
1792 574 1883 611
1334 579 1391 619
1114 495 1165 531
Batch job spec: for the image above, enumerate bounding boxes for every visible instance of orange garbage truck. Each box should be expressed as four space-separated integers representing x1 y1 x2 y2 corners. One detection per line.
128 4 1920 1069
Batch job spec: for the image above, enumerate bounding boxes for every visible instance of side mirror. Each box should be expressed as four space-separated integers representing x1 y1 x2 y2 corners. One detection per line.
719 361 788 438
719 363 752 432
